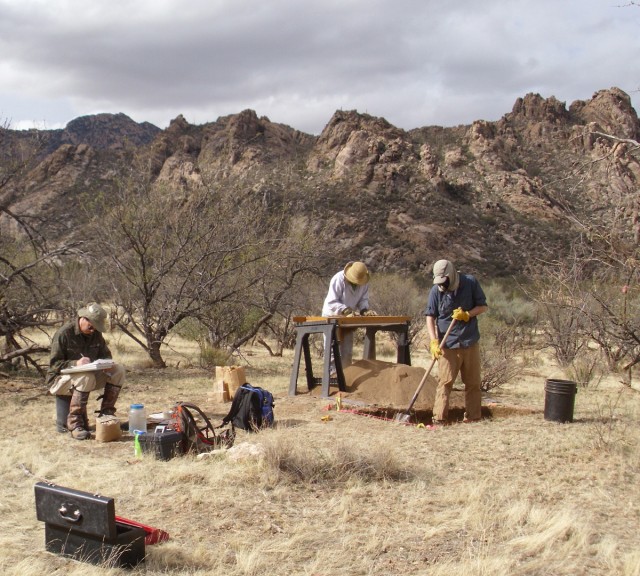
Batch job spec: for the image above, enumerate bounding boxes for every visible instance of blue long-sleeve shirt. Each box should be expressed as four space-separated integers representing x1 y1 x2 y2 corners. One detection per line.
424 274 487 348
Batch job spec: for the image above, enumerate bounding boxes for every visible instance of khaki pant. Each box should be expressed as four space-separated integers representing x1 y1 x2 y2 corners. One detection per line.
433 343 482 421
337 327 355 366
324 327 356 372
49 364 126 395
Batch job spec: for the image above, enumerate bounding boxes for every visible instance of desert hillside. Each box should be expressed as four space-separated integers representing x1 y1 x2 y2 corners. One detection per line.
2 87 638 279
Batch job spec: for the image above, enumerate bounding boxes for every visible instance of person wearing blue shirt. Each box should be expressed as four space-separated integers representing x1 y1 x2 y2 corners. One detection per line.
424 259 488 424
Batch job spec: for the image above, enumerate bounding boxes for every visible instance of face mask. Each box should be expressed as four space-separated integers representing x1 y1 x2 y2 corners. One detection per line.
437 277 450 292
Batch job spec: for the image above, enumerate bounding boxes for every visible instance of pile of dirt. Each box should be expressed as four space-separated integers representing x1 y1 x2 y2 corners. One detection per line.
326 359 465 410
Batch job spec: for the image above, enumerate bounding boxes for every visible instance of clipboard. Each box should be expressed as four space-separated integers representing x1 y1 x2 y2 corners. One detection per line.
61 359 115 374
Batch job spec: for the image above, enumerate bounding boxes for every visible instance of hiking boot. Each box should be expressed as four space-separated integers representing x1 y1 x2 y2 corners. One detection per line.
68 389 91 441
70 426 91 440
463 411 481 424
96 383 121 417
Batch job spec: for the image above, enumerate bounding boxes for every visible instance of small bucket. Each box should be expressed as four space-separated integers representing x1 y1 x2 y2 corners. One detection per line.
544 379 577 423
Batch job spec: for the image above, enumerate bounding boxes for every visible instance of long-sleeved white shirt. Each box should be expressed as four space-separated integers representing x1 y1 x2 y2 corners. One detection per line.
321 271 369 316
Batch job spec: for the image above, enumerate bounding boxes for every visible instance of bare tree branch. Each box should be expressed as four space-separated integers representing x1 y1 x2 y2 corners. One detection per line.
589 131 640 150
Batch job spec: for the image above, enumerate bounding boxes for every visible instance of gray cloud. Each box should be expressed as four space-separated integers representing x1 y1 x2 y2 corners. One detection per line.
0 0 638 134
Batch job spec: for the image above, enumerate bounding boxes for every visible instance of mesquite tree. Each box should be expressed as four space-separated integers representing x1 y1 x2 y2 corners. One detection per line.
530 130 640 385
92 171 331 367
0 124 83 374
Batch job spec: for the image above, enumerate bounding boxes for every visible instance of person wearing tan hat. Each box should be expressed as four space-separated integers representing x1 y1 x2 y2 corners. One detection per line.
424 259 488 424
322 261 378 368
46 302 126 440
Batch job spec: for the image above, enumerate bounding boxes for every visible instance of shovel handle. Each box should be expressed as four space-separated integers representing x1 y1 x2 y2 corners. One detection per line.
403 318 457 415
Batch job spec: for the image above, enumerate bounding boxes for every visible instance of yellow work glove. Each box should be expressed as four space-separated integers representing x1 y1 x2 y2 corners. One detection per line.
429 338 442 360
341 307 355 317
452 307 470 322
361 309 378 316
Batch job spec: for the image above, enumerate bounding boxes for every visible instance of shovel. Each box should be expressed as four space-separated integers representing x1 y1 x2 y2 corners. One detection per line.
394 319 457 424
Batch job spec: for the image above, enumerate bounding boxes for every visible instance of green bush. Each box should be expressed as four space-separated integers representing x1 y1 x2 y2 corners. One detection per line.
199 345 231 369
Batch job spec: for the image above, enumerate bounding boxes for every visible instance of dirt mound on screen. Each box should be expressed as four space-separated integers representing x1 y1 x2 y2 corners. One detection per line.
322 359 465 409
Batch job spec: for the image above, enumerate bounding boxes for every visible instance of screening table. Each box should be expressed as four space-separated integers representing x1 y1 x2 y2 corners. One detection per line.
288 315 412 398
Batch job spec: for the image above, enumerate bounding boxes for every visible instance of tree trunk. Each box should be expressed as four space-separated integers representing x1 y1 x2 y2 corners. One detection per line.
147 339 167 368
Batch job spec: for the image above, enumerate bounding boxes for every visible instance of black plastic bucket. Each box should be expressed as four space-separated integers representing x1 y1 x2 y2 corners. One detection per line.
544 379 577 423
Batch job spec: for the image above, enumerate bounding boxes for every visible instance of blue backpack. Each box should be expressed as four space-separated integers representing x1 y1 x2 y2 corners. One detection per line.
222 384 274 431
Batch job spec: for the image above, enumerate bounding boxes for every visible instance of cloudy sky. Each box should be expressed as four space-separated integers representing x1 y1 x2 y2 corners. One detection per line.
0 0 638 135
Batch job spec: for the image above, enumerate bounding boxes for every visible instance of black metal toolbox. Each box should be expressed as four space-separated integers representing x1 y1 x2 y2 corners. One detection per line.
139 429 183 460
34 482 145 568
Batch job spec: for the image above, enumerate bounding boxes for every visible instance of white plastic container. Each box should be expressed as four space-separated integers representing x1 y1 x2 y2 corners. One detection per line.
128 403 147 433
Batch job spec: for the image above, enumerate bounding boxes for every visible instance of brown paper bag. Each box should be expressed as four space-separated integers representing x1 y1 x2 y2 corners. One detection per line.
222 366 246 399
208 379 230 403
95 415 122 443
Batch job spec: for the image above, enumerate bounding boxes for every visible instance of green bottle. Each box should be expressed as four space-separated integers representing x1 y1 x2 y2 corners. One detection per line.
134 430 143 457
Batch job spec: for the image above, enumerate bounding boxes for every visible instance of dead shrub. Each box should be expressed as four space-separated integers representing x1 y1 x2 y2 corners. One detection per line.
588 387 633 455
481 346 524 392
260 435 414 484
566 348 603 389
480 281 537 391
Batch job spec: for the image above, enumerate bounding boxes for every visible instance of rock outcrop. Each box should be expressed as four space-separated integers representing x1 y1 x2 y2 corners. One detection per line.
2 87 639 279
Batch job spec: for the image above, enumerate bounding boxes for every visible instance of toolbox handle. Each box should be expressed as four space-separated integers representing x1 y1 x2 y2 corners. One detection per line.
58 503 83 523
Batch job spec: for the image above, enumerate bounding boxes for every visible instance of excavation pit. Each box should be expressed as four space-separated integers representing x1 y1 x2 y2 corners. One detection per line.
350 404 539 426
305 359 539 425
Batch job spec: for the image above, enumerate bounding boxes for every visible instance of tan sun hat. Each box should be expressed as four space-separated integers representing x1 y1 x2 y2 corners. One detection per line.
433 259 460 292
344 261 370 285
77 302 108 333
433 260 454 284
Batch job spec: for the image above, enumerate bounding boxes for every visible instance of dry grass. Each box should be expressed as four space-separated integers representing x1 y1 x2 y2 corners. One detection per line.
1 332 639 576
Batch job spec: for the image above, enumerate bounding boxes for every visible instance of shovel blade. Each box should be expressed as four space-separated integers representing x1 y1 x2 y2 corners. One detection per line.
394 412 411 424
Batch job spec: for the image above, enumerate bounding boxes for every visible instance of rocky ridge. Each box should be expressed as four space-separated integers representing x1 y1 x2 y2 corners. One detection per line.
1 87 638 280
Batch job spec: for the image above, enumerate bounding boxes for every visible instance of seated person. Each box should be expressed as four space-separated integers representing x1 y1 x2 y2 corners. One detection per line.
46 302 126 440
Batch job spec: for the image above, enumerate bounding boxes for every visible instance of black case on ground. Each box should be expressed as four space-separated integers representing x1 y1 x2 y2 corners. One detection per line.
34 482 145 568
139 429 183 460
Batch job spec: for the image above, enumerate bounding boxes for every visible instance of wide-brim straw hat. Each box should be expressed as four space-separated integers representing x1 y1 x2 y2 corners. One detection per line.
77 302 108 333
344 261 370 285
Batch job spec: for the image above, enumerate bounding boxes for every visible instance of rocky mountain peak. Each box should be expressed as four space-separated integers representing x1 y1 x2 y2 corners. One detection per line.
308 110 411 183
569 87 640 139
224 109 264 140
315 110 402 151
510 93 570 123
63 112 160 149
167 114 191 131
